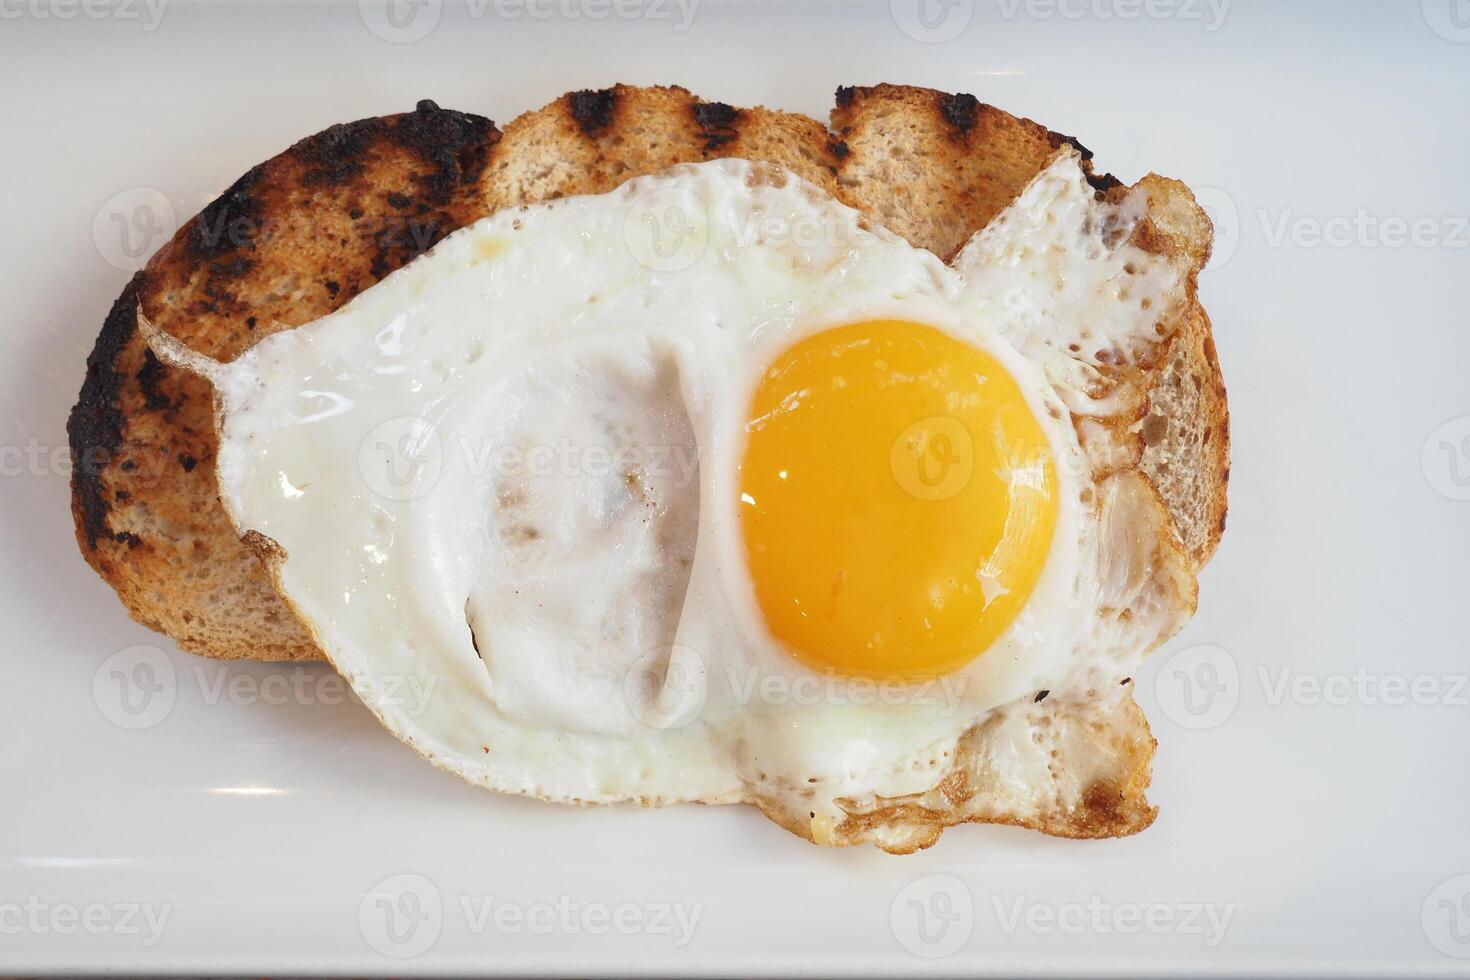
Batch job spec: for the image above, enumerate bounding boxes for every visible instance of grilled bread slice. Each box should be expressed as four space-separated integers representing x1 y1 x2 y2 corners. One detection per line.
69 84 1228 849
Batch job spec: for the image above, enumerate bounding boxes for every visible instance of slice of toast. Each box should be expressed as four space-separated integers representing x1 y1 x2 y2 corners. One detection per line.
69 84 1228 849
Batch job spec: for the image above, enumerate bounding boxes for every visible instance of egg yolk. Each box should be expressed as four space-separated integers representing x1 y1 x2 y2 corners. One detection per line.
738 320 1059 679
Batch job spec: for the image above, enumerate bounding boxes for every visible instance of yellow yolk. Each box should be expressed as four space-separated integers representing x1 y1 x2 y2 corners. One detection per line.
738 320 1059 679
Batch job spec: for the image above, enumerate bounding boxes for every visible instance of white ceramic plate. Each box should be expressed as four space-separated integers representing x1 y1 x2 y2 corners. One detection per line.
4 0 1468 974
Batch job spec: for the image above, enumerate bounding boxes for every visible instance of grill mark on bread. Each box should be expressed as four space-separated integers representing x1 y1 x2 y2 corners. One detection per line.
299 120 378 188
569 88 619 135
191 167 266 259
68 277 141 549
191 100 494 262
300 99 494 202
393 100 495 202
940 92 980 134
134 350 171 413
692 101 743 151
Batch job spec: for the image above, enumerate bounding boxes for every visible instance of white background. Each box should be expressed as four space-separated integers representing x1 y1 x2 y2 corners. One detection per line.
3 0 1468 974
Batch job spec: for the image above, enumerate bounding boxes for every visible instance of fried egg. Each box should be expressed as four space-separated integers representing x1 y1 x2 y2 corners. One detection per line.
166 151 1199 842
